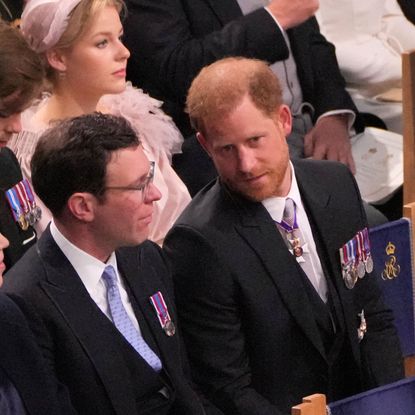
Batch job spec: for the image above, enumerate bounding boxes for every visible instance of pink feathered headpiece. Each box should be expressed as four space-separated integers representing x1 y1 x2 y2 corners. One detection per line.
21 0 82 53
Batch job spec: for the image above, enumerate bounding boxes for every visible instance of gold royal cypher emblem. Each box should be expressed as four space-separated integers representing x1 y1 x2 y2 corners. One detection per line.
381 241 401 280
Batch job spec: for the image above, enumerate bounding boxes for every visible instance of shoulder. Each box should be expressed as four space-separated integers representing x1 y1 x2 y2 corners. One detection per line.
294 159 356 187
172 179 230 229
118 240 170 271
101 83 183 157
0 294 27 328
0 148 19 169
2 244 45 293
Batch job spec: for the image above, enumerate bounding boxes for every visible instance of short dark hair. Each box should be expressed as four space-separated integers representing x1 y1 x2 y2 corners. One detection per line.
31 113 140 216
0 20 44 114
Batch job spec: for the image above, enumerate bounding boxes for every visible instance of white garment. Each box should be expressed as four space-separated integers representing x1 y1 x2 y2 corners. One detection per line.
316 0 415 133
8 83 191 245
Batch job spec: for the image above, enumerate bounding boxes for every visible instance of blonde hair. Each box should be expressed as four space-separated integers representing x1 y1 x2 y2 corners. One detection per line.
55 0 125 50
21 0 125 84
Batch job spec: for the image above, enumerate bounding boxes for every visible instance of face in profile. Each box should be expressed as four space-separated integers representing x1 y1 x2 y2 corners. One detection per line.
55 5 130 99
0 92 25 147
198 94 292 201
92 145 162 250
0 233 10 284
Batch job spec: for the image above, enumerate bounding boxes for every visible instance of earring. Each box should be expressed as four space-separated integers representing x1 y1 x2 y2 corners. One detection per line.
58 71 66 80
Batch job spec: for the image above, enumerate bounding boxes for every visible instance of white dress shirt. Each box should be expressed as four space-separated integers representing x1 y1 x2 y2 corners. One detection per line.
262 163 328 302
50 221 143 334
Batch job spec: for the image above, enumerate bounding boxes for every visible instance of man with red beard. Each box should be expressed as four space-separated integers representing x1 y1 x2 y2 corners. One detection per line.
163 57 404 415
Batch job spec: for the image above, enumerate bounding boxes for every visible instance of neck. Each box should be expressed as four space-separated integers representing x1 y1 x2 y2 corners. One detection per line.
54 219 112 263
41 81 102 123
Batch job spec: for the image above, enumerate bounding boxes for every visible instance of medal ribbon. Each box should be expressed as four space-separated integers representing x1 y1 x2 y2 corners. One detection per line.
5 187 22 221
15 181 30 214
362 228 371 258
22 179 36 210
149 291 172 328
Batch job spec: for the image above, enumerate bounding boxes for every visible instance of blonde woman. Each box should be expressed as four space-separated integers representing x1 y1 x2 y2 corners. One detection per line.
9 0 191 244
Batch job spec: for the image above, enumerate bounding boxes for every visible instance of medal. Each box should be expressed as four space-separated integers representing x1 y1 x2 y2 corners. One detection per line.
365 255 374 273
15 180 32 225
22 179 42 223
340 240 357 289
18 214 29 231
289 237 303 258
343 265 355 289
357 309 367 341
357 260 365 279
163 320 176 337
362 228 373 273
276 201 306 263
149 291 175 337
5 186 27 230
33 205 42 221
355 231 365 278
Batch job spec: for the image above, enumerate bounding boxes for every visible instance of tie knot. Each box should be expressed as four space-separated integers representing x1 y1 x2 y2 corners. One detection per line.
283 198 296 225
102 265 117 289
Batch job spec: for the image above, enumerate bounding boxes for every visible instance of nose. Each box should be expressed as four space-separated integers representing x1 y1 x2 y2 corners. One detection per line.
4 113 22 134
118 40 130 60
144 182 162 203
237 147 256 173
0 233 9 250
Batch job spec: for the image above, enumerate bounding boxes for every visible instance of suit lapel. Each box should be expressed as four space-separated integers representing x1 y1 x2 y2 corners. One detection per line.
294 163 361 364
230 193 327 361
117 247 181 376
204 0 242 24
36 231 139 415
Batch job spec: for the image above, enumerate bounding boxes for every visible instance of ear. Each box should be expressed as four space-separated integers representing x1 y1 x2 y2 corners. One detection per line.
196 131 212 157
274 104 292 136
46 48 68 72
66 193 96 223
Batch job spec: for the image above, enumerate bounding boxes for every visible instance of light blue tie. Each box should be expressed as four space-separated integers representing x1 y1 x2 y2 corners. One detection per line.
102 265 162 372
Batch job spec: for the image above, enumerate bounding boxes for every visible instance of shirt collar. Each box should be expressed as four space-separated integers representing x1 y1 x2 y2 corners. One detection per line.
261 162 302 222
50 220 118 293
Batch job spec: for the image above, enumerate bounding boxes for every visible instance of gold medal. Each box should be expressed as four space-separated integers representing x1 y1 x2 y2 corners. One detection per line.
18 214 29 231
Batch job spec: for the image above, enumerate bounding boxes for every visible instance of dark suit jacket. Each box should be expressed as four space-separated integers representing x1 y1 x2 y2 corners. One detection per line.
124 0 362 136
163 160 403 414
0 148 37 270
1 230 212 415
398 0 415 24
0 293 74 415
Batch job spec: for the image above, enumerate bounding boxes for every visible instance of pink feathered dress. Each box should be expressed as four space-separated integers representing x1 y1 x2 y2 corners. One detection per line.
8 83 191 245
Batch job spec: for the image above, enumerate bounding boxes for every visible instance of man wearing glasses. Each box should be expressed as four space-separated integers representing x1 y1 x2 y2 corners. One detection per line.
2 113 219 415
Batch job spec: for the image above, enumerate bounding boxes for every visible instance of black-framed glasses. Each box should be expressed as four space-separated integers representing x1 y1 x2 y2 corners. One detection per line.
104 161 155 202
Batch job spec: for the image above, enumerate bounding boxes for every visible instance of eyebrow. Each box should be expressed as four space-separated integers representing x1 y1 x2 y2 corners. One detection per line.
92 27 124 38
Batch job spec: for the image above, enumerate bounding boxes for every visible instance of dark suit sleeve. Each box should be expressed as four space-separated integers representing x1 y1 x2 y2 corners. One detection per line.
353 274 405 388
292 18 361 125
164 226 285 415
124 0 288 106
0 149 37 270
397 0 415 24
5 294 77 415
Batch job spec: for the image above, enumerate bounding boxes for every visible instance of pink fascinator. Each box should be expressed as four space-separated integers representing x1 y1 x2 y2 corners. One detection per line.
21 0 82 53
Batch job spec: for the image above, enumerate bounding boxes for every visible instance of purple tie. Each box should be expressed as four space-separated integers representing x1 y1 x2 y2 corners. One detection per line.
102 265 162 372
277 198 327 301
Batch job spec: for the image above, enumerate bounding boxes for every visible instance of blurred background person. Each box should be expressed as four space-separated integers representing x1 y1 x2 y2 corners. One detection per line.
0 19 43 269
317 0 415 134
